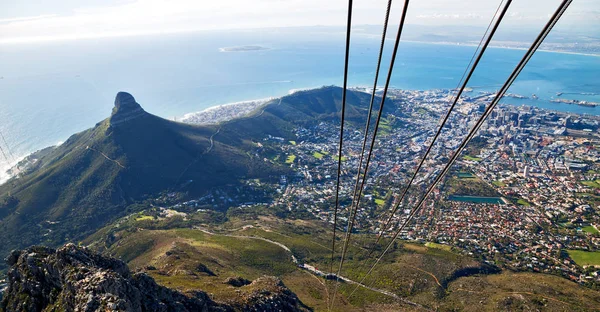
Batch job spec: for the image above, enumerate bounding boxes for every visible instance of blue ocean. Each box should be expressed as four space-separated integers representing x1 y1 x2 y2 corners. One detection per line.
0 28 599 171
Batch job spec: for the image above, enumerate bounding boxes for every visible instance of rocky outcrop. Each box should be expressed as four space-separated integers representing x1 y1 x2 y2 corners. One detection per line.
227 277 311 312
1 244 224 312
224 277 251 288
0 245 310 312
110 92 147 126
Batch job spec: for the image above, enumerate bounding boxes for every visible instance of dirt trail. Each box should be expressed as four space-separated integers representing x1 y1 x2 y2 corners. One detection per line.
87 146 126 169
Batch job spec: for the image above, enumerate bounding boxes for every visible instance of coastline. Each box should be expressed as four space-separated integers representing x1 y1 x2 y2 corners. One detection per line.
180 86 327 125
401 40 600 58
2 85 598 186
0 155 26 185
0 86 360 184
178 84 599 128
180 98 274 125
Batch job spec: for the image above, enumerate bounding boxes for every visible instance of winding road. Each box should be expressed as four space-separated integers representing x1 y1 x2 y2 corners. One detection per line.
206 127 221 154
86 146 126 169
192 226 430 310
174 126 222 184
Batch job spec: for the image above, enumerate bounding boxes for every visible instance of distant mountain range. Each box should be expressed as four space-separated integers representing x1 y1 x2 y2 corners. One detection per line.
0 86 378 270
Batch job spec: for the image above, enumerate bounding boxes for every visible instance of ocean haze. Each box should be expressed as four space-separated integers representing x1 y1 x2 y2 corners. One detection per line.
2 0 597 41
0 27 599 177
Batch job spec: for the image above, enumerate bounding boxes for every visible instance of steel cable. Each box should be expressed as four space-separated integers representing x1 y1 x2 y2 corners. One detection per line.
347 0 572 298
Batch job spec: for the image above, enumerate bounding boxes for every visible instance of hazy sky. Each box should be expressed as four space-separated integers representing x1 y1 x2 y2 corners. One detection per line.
0 0 598 43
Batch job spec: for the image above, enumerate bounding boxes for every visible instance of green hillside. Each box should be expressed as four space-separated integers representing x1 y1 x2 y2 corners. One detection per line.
82 204 600 311
0 92 285 266
0 86 389 270
215 86 386 144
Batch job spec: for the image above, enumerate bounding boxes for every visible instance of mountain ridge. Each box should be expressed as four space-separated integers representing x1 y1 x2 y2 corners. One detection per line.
0 92 291 267
0 86 379 271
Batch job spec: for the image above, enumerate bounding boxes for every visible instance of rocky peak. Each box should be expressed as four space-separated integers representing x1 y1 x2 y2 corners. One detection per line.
110 92 146 126
113 92 141 112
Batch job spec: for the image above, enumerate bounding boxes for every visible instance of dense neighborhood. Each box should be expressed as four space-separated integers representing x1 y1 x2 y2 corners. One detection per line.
178 88 600 287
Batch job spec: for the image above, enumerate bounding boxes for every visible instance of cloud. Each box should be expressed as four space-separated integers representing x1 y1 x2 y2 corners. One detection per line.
0 14 58 23
415 13 484 20
0 0 597 44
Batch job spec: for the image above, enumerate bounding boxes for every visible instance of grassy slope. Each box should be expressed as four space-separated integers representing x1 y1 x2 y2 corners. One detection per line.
84 207 600 311
99 227 377 311
0 108 284 266
445 272 600 311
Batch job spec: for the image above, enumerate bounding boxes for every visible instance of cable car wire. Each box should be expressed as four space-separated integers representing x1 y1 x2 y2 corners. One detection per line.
347 0 572 298
345 0 393 263
329 0 354 285
330 1 411 309
373 0 512 248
